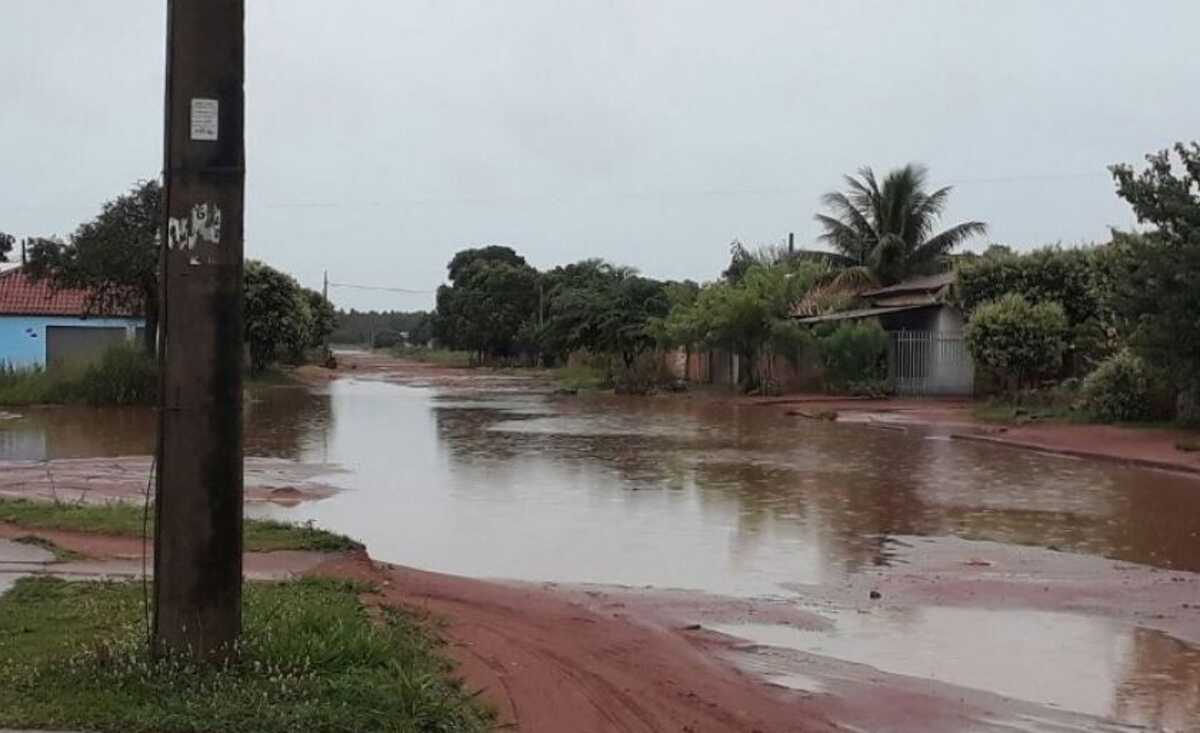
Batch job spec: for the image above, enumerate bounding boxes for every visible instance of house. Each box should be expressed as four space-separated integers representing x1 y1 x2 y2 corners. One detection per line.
0 264 145 369
794 271 974 395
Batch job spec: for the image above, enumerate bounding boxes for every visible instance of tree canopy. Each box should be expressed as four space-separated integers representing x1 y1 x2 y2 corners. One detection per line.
1108 142 1200 421
25 180 162 352
243 260 334 372
815 164 986 286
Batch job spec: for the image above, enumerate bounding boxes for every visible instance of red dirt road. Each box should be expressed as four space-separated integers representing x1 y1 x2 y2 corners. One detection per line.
319 552 836 733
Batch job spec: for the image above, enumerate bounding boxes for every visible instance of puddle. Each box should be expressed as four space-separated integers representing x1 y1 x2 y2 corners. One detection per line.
713 606 1200 729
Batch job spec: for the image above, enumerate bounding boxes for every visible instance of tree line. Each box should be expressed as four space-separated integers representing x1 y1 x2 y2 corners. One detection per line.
5 180 335 373
432 141 1200 424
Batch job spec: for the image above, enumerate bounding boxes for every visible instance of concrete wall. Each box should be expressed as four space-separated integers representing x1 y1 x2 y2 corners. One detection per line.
0 315 144 369
664 348 824 392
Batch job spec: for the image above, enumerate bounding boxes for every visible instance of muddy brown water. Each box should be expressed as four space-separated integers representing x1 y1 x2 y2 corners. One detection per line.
3 375 1200 728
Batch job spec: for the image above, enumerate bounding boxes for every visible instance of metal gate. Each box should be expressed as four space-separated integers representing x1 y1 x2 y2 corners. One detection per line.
45 326 127 368
889 330 974 396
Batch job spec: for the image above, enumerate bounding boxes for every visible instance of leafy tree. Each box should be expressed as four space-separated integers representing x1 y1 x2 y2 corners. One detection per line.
675 262 822 390
965 293 1068 392
815 164 986 285
538 260 669 369
304 288 337 349
25 181 162 353
433 248 539 361
446 245 528 282
244 260 313 372
0 232 13 262
1109 142 1200 422
721 240 756 283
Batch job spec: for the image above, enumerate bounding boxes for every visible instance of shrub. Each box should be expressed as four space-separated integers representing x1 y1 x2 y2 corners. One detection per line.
1080 349 1157 422
815 320 889 390
0 343 155 407
965 294 1068 391
957 246 1116 374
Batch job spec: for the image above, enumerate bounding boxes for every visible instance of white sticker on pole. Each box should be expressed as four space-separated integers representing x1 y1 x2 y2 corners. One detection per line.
190 98 219 141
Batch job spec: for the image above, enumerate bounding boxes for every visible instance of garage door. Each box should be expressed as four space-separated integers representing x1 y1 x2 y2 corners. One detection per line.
45 326 127 368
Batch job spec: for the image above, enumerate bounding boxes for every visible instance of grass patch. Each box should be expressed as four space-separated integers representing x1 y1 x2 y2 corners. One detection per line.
0 576 490 733
552 364 608 391
0 499 361 553
971 402 1083 425
10 535 83 563
0 343 156 407
387 346 474 368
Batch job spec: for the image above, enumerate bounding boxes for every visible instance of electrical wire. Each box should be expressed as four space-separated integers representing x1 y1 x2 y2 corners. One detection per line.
326 281 435 294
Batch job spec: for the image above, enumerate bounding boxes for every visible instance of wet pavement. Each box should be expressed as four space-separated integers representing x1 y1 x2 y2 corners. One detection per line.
2 366 1200 730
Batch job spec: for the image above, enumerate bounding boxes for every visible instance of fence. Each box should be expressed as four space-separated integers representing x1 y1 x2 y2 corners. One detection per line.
890 330 974 396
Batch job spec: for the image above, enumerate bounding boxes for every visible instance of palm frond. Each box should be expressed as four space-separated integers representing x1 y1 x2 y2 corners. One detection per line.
814 214 871 263
910 221 988 264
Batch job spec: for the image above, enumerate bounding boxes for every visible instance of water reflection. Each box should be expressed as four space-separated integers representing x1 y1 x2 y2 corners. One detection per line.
712 609 1200 729
3 378 1200 588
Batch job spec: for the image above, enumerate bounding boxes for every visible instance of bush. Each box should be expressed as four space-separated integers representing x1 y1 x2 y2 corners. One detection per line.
815 320 889 390
1080 349 1158 422
957 246 1116 374
966 294 1068 391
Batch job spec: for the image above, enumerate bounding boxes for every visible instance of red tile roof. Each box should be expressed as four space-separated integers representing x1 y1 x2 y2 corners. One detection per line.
0 267 138 318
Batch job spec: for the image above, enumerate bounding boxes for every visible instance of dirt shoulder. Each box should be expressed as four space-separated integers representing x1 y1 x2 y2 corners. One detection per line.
759 394 1200 475
311 540 1200 733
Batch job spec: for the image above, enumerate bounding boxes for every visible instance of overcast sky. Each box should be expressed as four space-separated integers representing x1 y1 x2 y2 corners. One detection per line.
3 1 1197 310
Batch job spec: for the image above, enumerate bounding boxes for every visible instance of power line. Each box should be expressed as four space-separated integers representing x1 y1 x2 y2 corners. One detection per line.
327 280 435 294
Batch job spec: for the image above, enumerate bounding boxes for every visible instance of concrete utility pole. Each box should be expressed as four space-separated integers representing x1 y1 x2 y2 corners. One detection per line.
153 0 246 659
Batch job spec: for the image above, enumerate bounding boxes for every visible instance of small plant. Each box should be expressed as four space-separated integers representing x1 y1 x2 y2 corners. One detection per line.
1176 436 1200 453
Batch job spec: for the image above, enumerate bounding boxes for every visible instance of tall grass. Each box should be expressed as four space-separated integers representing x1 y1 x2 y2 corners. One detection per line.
0 343 156 406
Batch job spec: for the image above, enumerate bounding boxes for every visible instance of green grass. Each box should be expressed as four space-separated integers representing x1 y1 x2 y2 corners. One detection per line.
971 402 1083 425
0 499 362 553
0 576 491 733
0 343 157 407
387 346 474 368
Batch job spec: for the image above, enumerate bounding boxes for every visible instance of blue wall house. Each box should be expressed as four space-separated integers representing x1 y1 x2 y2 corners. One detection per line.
0 265 145 369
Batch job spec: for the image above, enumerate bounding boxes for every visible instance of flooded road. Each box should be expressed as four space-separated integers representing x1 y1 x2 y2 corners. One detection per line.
3 368 1200 729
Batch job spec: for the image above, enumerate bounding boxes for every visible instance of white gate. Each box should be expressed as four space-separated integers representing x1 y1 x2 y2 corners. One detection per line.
890 330 974 396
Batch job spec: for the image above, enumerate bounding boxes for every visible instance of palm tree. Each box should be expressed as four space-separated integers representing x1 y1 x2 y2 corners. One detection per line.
814 164 986 286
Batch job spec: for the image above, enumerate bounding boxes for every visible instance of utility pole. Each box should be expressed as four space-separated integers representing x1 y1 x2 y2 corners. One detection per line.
153 0 245 659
